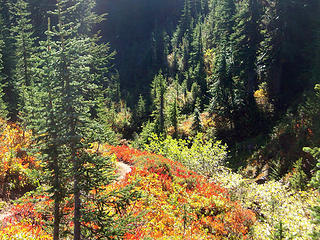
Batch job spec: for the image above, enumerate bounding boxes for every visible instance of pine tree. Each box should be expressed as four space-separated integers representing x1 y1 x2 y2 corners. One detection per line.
0 22 8 119
229 0 262 137
0 9 9 119
257 0 318 107
192 97 201 134
51 1 99 238
231 0 260 94
26 16 66 240
169 98 178 138
26 0 139 239
269 220 288 240
134 94 146 126
189 24 206 103
0 0 18 119
172 0 192 49
9 0 37 113
151 71 167 135
208 49 234 128
208 0 248 135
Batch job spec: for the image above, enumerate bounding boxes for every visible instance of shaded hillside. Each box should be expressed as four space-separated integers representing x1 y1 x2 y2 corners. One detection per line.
96 0 184 100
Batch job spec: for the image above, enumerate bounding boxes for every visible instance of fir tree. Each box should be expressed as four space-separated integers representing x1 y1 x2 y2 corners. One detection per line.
133 94 147 130
0 0 18 119
192 97 201 134
0 22 8 119
231 0 260 95
229 0 262 137
151 71 167 135
26 16 66 240
169 97 178 138
208 0 236 131
26 0 139 239
9 0 37 113
189 23 206 103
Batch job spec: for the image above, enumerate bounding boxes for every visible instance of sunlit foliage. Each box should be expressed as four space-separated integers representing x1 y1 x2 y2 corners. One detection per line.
0 119 39 198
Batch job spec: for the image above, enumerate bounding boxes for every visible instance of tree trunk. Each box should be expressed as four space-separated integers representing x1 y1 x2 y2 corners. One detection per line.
73 151 81 240
53 191 60 240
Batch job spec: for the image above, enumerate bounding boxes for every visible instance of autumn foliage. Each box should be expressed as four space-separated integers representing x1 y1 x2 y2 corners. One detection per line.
0 119 39 199
0 125 255 239
107 145 255 239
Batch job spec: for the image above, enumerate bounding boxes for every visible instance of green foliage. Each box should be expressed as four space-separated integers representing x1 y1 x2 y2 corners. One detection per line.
135 95 146 120
191 98 202 134
0 15 8 119
168 96 179 137
269 157 282 181
9 0 37 114
145 133 228 177
23 0 139 239
151 71 167 135
0 35 8 119
305 147 320 190
269 221 293 240
303 147 320 239
97 100 129 142
0 2 16 119
132 120 156 150
289 158 308 191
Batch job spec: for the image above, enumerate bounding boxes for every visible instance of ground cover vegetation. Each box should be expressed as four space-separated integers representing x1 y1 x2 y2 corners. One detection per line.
0 0 320 239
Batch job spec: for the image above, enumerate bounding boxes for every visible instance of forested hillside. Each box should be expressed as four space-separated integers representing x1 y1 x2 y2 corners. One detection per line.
1 0 320 239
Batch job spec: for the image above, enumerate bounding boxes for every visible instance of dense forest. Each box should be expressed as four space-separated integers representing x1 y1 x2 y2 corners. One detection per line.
1 0 320 239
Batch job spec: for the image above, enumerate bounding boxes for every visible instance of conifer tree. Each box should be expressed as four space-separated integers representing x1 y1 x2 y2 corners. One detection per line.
0 22 8 119
151 71 167 135
9 0 37 112
172 0 192 49
192 97 201 134
231 0 260 95
207 0 238 131
229 0 262 136
169 97 178 138
25 1 139 239
136 94 146 120
304 106 320 240
25 15 66 240
51 1 100 238
0 0 18 119
208 49 235 127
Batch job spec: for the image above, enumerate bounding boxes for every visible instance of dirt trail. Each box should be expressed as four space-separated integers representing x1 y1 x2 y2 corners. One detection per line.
0 202 12 223
116 161 132 181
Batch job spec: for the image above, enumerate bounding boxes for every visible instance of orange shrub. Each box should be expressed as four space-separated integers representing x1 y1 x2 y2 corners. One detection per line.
1 144 256 239
0 119 39 198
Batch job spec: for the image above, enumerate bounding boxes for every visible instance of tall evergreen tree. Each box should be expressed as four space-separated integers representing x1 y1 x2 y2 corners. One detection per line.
0 0 18 119
0 16 8 119
189 24 206 104
9 0 37 113
208 0 247 136
151 71 167 135
231 0 260 95
229 0 262 137
25 15 66 240
25 0 139 239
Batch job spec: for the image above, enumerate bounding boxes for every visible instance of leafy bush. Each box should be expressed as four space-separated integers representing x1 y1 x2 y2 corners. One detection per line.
0 119 40 199
107 145 256 239
1 144 256 239
212 168 319 240
144 133 228 177
304 146 320 239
